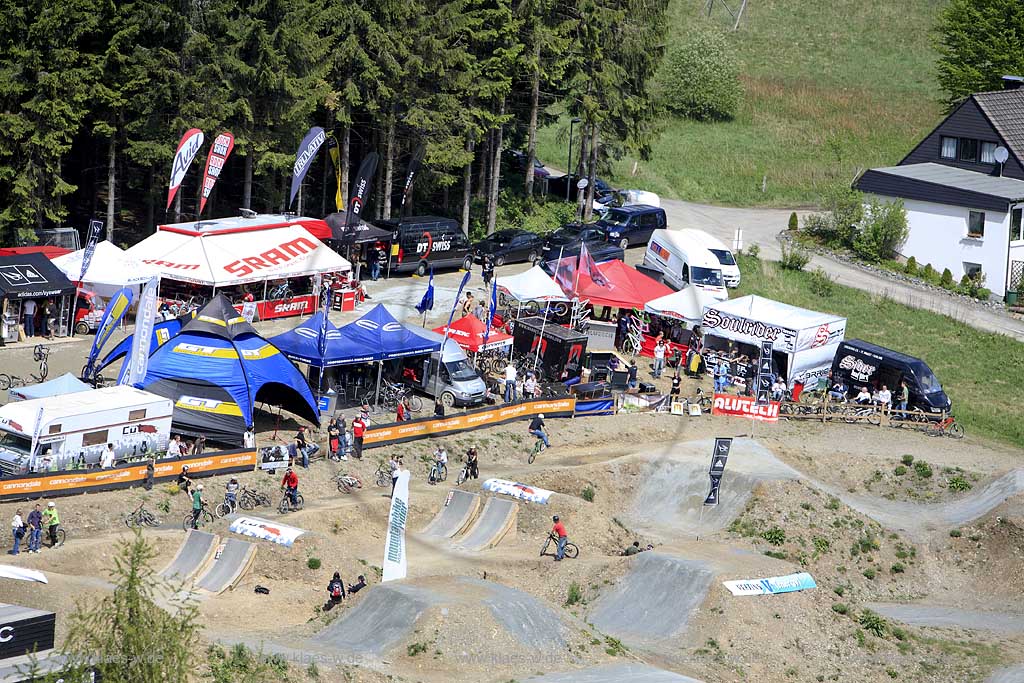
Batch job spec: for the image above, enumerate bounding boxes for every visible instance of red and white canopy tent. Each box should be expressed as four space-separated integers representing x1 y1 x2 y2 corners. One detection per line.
563 259 673 311
432 314 513 352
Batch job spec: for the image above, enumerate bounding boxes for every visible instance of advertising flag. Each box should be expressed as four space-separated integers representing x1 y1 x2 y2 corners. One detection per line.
414 268 434 314
483 277 497 344
289 126 327 209
399 144 426 213
119 276 159 387
382 468 410 582
578 242 608 287
82 286 135 381
198 132 235 216
78 219 104 285
335 152 379 240
326 132 342 211
166 128 205 209
317 287 332 391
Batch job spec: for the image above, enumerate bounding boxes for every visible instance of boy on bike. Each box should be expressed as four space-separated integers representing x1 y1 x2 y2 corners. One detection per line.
177 465 193 496
42 502 60 548
225 478 240 511
465 447 479 480
191 485 205 529
430 447 448 484
281 467 299 508
551 515 568 562
529 414 549 448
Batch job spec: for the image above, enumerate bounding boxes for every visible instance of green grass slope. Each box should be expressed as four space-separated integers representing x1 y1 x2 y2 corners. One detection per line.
537 0 946 206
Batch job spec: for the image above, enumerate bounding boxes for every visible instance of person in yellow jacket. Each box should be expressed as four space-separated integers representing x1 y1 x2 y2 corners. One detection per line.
41 502 60 548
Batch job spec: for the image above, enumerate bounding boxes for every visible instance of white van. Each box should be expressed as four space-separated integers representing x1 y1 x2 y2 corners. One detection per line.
643 229 728 301
677 229 741 288
0 386 173 475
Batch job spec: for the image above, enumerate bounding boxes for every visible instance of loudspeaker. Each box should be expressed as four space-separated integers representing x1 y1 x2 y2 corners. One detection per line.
610 370 629 390
638 381 657 394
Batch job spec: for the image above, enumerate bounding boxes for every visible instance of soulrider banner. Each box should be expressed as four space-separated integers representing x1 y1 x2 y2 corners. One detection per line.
288 126 326 208
82 286 134 381
382 468 410 582
166 128 205 209
198 132 235 216
335 152 379 240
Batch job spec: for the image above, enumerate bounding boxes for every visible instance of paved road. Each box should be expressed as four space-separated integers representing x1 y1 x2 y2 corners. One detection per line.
658 198 1024 342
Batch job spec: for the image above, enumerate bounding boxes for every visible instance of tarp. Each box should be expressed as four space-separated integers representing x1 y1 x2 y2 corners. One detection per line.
51 240 159 287
125 224 350 286
139 295 319 445
644 286 710 326
496 265 567 302
567 259 672 310
0 253 76 301
432 314 513 352
8 373 91 402
268 311 351 367
0 246 70 259
337 304 441 362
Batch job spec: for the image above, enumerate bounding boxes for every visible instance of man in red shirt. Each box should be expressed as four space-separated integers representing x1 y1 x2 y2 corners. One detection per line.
281 467 299 509
352 415 366 460
551 515 568 562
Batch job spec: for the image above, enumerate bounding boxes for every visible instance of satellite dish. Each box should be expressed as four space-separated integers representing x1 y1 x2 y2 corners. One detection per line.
576 178 589 190
994 146 1009 163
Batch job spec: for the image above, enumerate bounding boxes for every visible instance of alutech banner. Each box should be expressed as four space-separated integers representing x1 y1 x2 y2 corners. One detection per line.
712 393 780 422
167 128 204 209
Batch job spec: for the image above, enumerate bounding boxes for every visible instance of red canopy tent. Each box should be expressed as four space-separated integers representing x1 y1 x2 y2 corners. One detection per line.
568 259 672 310
0 246 71 259
433 314 513 352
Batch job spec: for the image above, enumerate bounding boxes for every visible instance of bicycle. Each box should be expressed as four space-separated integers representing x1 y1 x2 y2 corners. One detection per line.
335 472 362 494
427 461 448 485
925 414 964 439
374 463 392 488
837 402 882 426
278 489 305 514
238 486 272 510
181 502 214 531
124 502 161 528
539 533 579 559
456 459 472 486
215 496 240 518
0 344 50 390
528 433 547 464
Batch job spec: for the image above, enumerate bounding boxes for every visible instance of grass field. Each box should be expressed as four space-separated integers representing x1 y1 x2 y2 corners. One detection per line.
733 254 1023 447
536 0 946 206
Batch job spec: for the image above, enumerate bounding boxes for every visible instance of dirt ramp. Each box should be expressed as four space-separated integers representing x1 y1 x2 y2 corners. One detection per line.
457 577 567 650
867 602 1024 635
421 489 481 539
313 583 441 655
987 664 1024 682
588 553 713 645
195 538 256 594
453 497 518 551
159 530 218 583
526 663 705 682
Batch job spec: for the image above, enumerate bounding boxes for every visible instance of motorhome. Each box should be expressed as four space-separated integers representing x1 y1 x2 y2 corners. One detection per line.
643 229 728 301
0 386 173 475
416 337 488 408
676 229 741 288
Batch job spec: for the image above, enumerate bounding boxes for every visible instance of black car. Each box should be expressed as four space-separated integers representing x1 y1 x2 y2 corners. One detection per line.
503 150 550 179
547 174 614 202
594 205 667 249
473 229 545 266
540 223 623 267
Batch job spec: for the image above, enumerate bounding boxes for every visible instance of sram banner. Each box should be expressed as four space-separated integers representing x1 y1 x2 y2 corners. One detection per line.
711 393 781 423
233 294 317 321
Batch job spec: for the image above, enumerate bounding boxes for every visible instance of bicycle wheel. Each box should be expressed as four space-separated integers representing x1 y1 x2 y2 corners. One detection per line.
54 529 66 547
38 361 48 382
215 502 232 518
439 464 448 481
539 538 550 557
337 479 351 494
124 514 137 528
375 471 390 487
947 422 965 439
181 513 193 531
239 495 255 511
867 411 881 426
456 468 467 485
258 493 272 507
294 494 304 510
143 512 161 527
406 395 423 412
528 449 537 465
278 497 290 514
563 543 579 559
0 375 10 391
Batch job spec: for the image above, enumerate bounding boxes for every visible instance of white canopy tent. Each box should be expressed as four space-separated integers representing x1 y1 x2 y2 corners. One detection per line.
495 265 567 302
51 240 161 297
644 286 711 326
125 224 350 287
700 295 847 387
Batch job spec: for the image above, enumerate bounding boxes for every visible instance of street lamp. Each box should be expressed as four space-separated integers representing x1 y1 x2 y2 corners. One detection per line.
567 117 582 201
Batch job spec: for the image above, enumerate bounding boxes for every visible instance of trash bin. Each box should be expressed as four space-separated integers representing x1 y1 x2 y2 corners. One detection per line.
317 391 338 417
1007 291 1020 306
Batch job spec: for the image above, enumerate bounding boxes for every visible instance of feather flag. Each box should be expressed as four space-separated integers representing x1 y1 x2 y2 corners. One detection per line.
198 131 235 216
82 286 134 381
119 276 159 387
317 286 333 391
166 128 204 209
78 219 103 285
483 277 498 344
335 152 379 240
415 268 435 315
326 132 342 211
289 126 326 208
400 144 426 214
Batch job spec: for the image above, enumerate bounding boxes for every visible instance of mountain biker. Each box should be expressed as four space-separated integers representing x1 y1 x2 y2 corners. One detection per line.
225 478 240 510
325 571 346 611
465 447 479 480
352 415 366 460
529 414 549 448
191 485 205 529
623 541 641 556
42 502 59 548
177 466 193 496
281 467 299 508
551 515 568 562
430 447 448 483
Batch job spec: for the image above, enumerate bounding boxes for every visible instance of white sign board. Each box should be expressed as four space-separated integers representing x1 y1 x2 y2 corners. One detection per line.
229 516 305 547
482 478 553 504
382 469 410 582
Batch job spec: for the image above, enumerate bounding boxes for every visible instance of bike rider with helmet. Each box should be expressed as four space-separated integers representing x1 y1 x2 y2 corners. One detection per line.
430 446 448 484
529 413 549 448
225 478 240 511
177 465 194 496
551 515 568 562
281 467 299 508
191 484 205 529
464 447 479 480
42 502 60 548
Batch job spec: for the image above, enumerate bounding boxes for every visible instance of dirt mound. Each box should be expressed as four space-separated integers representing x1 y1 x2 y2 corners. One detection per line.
526 663 705 682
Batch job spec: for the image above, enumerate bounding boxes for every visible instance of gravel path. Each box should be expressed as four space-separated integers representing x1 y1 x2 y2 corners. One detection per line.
987 665 1024 683
867 602 1024 635
526 663 705 682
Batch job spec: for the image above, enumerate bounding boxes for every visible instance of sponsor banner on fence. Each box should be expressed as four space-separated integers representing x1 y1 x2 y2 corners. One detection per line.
482 478 553 504
382 469 410 582
0 449 256 502
229 516 305 547
233 294 317 321
363 397 576 448
723 572 817 597
711 393 780 423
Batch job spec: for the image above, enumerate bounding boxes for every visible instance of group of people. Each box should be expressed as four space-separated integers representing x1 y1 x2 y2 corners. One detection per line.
167 434 207 459
502 362 544 403
19 298 58 339
828 375 908 411
10 502 60 554
324 571 368 611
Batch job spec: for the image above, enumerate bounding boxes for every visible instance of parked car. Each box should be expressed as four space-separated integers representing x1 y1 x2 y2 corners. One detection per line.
594 204 667 249
541 223 610 260
376 215 473 276
473 229 545 266
677 229 740 287
593 189 662 216
503 150 550 179
547 174 615 205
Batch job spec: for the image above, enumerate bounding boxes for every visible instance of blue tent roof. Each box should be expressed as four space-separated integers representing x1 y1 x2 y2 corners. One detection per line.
268 312 354 368
338 304 440 361
8 373 91 402
97 314 191 373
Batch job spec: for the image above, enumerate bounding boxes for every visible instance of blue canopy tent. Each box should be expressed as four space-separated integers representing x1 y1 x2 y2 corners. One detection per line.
138 295 319 446
268 312 354 367
337 304 441 361
8 373 91 402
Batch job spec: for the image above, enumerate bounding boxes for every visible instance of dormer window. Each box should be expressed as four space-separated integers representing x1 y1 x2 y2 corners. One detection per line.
959 139 978 163
940 136 957 159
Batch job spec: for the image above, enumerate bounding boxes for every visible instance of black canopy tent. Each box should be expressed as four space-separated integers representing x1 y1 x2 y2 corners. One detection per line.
324 214 394 280
0 254 76 343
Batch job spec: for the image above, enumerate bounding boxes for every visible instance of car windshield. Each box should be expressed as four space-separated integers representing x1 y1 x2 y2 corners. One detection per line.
602 210 631 228
551 226 583 240
0 430 31 456
691 267 724 286
913 365 943 393
709 248 736 266
445 359 478 382
489 231 518 243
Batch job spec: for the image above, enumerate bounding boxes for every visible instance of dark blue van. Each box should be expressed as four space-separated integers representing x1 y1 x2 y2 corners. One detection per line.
594 205 667 250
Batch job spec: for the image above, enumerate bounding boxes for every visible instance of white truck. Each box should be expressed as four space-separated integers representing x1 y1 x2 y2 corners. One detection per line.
643 229 729 302
675 229 741 288
0 386 173 475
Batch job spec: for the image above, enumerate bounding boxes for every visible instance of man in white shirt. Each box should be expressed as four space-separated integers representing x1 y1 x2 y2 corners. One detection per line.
22 299 37 338
242 426 255 448
771 378 787 401
100 443 116 469
523 374 537 399
876 384 892 409
504 363 517 403
167 435 182 458
653 340 666 379
855 387 872 405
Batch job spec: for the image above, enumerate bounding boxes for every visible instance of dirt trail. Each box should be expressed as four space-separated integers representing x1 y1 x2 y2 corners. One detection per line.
867 603 1024 635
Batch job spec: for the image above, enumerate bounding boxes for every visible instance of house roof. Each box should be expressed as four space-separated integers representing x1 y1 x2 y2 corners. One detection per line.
856 162 1024 212
973 89 1024 164
866 163 1024 200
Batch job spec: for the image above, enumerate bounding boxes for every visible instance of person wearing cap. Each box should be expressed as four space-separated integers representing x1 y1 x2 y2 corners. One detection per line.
551 515 568 561
190 484 205 529
352 414 367 460
42 502 60 548
528 413 549 448
177 465 194 497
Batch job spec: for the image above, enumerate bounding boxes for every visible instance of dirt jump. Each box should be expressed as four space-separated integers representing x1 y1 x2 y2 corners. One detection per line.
526 663 706 683
159 530 219 583
452 497 518 551
195 538 256 595
420 489 481 539
867 602 1024 635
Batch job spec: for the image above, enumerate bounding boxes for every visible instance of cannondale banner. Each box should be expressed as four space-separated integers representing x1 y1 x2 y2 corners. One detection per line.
120 276 159 387
336 152 379 239
198 131 235 216
288 126 326 208
382 468 410 582
166 128 205 209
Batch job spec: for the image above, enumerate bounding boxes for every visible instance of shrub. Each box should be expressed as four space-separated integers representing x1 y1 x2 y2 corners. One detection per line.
901 454 914 465
745 243 760 259
947 475 971 492
832 603 849 615
940 268 954 288
920 263 937 283
581 486 595 502
658 27 741 120
862 568 877 580
763 550 788 560
913 461 933 478
825 497 840 511
890 562 905 574
813 536 830 554
802 185 864 248
788 212 799 231
779 242 811 271
949 528 962 538
762 526 787 546
565 581 583 606
904 256 918 275
808 267 835 297
959 271 988 299
853 199 909 262
859 609 888 637
894 465 907 476
307 557 322 570
891 626 907 641
407 642 428 657
833 585 845 596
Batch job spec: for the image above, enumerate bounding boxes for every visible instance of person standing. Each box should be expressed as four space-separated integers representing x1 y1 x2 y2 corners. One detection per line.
190 484 205 529
504 362 517 403
352 415 366 460
896 380 909 414
714 358 730 393
482 256 494 287
396 398 409 422
389 455 400 496
328 419 341 459
627 360 638 390
551 515 568 562
670 372 681 399
42 299 55 339
22 299 36 338
26 504 42 554
42 502 59 548
144 458 155 491
243 426 256 449
100 443 116 469
10 510 24 555
461 292 474 318
193 435 207 456
653 340 666 379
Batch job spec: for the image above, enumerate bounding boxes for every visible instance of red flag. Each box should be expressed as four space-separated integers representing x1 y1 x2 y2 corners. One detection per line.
166 128 204 209
578 243 608 287
198 132 235 216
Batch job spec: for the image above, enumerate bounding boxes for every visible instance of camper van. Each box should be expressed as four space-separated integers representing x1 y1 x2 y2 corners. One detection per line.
676 229 741 288
416 338 488 408
830 339 951 414
643 230 728 301
0 386 173 475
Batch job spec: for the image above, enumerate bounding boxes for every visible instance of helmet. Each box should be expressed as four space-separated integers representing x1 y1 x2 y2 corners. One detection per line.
47 502 55 508
197 484 204 490
230 478 237 483
182 465 189 472
552 515 559 522
538 413 544 419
